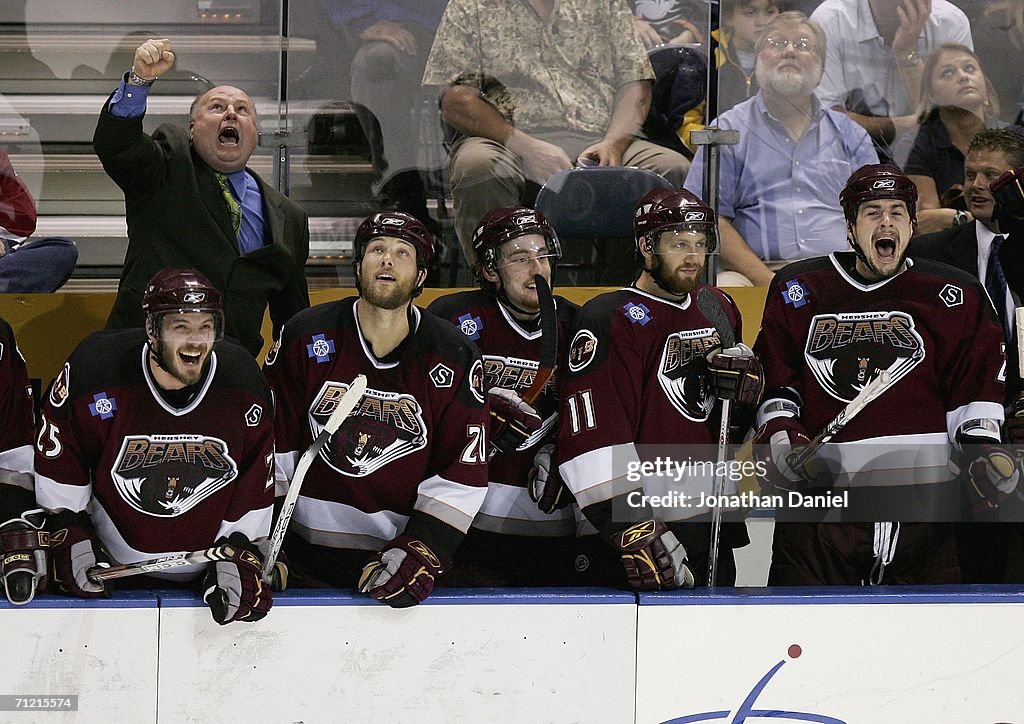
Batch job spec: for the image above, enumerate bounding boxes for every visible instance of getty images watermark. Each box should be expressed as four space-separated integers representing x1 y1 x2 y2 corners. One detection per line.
624 456 850 511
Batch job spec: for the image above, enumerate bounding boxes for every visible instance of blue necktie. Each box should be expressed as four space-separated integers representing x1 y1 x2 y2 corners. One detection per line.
986 234 1010 339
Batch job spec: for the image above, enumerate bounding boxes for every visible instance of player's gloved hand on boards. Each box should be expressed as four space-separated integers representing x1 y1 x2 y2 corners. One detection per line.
951 437 1020 512
528 443 572 514
609 519 694 591
705 343 764 404
488 387 542 455
0 508 49 605
46 511 108 598
753 417 816 493
202 532 272 625
266 547 288 592
358 535 445 608
1004 397 1024 445
991 166 1024 223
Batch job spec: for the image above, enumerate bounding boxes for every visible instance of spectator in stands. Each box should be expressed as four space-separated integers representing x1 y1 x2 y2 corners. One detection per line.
810 0 973 159
684 11 878 286
423 0 691 263
322 1 447 229
897 44 1011 212
0 147 78 292
713 0 780 114
630 0 706 48
93 38 310 358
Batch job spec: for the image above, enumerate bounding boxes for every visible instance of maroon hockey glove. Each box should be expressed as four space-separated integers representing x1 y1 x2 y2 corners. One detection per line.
0 509 49 605
753 417 815 493
358 535 445 608
610 520 694 591
528 443 572 514
488 387 542 456
202 532 273 625
951 440 1020 513
46 512 108 598
991 166 1024 223
706 343 764 405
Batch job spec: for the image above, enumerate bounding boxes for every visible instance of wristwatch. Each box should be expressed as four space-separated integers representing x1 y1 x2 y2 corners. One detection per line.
127 67 156 87
897 50 920 67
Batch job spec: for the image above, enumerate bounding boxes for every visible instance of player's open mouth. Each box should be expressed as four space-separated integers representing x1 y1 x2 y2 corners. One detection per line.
179 350 202 366
873 236 897 261
219 127 239 145
375 273 395 282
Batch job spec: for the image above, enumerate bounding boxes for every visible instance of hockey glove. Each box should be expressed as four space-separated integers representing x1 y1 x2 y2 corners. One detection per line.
488 387 542 456
528 443 572 514
991 166 1024 223
610 519 694 591
358 535 445 608
706 343 764 405
47 511 108 598
1004 396 1024 445
951 437 1020 513
202 532 273 625
0 509 49 605
753 417 816 493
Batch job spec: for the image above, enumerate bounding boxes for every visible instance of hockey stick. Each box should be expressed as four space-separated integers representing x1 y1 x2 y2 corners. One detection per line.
86 375 369 585
695 288 735 587
261 373 367 581
487 274 557 460
1012 307 1024 417
784 369 893 474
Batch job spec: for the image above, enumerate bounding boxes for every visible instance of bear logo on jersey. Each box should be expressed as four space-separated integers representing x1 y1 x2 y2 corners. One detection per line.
805 311 925 402
310 381 427 477
659 327 719 421
112 435 238 517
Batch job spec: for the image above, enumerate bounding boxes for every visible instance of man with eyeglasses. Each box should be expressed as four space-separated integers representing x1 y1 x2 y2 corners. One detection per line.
33 269 276 625
427 207 615 585
555 189 764 590
684 11 878 286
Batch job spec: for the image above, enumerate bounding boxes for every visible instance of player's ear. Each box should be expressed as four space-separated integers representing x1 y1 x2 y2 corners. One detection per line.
481 265 500 284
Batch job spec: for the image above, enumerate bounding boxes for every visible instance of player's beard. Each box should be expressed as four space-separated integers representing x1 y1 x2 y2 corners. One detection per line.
647 253 704 296
152 341 211 388
359 269 419 310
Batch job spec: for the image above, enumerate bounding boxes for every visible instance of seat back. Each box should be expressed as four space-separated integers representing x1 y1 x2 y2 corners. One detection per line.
535 166 674 285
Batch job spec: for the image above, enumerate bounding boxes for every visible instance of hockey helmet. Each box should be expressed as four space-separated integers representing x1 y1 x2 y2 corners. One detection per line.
471 206 561 271
142 268 224 340
634 188 717 254
353 211 435 270
840 164 918 224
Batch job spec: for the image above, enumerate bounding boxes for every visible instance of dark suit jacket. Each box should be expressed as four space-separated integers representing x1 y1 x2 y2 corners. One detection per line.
910 222 1024 397
94 97 309 357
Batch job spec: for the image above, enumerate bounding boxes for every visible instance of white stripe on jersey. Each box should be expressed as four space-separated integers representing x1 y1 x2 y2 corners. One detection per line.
292 497 407 550
0 444 34 490
472 481 575 537
947 401 1005 443
274 449 299 495
816 433 954 487
559 443 636 508
415 474 487 533
214 506 274 545
34 472 91 514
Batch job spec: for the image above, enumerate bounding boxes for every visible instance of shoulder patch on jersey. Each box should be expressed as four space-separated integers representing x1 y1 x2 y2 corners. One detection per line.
939 284 964 308
88 392 117 420
50 363 71 408
430 363 455 388
783 279 809 308
469 358 485 403
245 403 263 426
568 329 598 372
306 333 335 364
456 312 483 341
622 300 652 325
264 337 281 367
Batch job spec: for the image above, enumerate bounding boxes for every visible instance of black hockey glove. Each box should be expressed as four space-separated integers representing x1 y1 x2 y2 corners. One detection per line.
991 166 1024 223
488 387 542 456
47 511 108 598
0 508 49 605
951 436 1019 513
609 520 694 591
202 532 273 625
358 535 445 608
528 443 572 514
706 343 764 405
753 417 816 493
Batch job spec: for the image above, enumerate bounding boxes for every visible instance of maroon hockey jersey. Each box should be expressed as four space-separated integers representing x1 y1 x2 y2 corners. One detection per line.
34 329 275 578
428 289 578 537
0 317 35 520
755 253 1006 512
557 284 743 522
264 298 488 574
